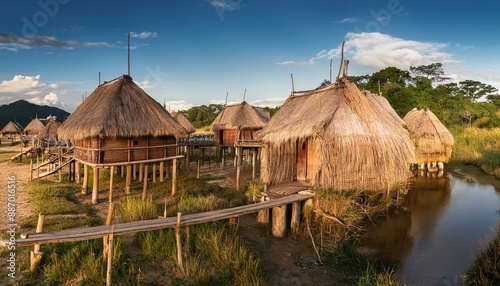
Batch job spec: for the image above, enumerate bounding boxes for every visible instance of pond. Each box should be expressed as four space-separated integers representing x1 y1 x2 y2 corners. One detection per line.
359 165 500 285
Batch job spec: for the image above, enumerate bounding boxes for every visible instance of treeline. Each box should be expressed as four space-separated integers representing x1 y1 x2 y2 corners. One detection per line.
179 63 499 129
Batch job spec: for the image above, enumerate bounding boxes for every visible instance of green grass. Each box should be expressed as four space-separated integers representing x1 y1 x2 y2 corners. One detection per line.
27 180 88 215
464 224 500 286
116 196 160 222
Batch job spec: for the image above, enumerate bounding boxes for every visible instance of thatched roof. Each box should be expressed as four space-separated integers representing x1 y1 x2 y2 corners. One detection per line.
37 120 60 140
1 121 23 134
58 75 187 140
257 77 416 191
403 108 454 163
363 90 405 125
24 117 45 134
171 112 196 134
210 101 270 132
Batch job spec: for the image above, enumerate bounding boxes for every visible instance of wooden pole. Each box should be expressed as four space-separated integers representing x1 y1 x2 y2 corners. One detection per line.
139 164 144 182
236 147 241 190
30 159 33 181
125 165 132 195
185 146 190 175
103 202 114 260
175 212 184 271
133 164 137 180
58 146 62 183
172 158 177 196
252 149 257 179
75 161 80 183
257 196 269 223
159 161 165 182
291 201 301 234
92 167 99 204
30 214 45 271
82 164 89 195
196 159 201 179
142 164 148 200
272 205 287 238
106 227 114 286
152 163 157 183
109 166 114 203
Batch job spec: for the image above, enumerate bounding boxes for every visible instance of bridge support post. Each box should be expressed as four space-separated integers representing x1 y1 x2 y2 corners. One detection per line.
272 204 287 238
291 201 301 234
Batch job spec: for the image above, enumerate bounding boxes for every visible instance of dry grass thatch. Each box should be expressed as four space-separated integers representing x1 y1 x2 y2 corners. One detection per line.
403 108 454 163
210 101 270 132
58 75 187 140
256 78 416 192
171 111 196 134
363 90 404 125
24 117 45 134
1 121 23 134
37 120 60 140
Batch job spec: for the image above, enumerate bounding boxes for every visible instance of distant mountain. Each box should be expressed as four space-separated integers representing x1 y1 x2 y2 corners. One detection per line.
0 100 70 129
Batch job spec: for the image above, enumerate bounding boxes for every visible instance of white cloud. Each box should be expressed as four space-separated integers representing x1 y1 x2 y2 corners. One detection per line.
165 100 194 112
130 31 157 39
0 74 62 106
0 33 111 51
208 0 244 11
250 97 286 108
277 32 460 71
28 92 60 106
135 80 157 89
336 17 359 24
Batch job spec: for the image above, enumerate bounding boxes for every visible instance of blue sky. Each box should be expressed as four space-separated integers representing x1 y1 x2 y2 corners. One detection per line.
1 0 499 112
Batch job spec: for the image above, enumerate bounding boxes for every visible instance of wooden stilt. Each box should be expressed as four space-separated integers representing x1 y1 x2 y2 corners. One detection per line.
92 167 99 204
82 164 89 195
159 161 165 182
272 205 287 238
252 149 257 179
172 159 177 196
186 146 190 175
125 165 132 195
109 166 114 203
75 161 80 184
291 201 301 234
106 227 114 286
152 163 157 183
30 159 33 181
133 164 137 180
139 164 144 182
142 164 148 200
175 212 184 270
103 203 114 260
236 146 241 190
197 159 201 179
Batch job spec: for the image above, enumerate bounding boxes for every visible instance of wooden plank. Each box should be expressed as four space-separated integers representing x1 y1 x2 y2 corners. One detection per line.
5 192 314 247
34 158 74 179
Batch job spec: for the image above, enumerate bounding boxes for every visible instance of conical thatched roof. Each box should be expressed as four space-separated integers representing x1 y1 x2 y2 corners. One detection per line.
363 90 405 125
37 120 60 141
1 121 23 134
210 101 270 132
58 75 186 140
403 108 454 163
171 111 196 134
257 77 416 191
24 117 45 134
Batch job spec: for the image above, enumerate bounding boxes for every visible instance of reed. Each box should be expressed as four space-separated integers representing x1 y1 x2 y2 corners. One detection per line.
464 224 500 285
116 196 159 222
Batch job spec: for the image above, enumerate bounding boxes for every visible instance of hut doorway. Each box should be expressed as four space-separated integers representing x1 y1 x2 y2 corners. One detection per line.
296 139 309 181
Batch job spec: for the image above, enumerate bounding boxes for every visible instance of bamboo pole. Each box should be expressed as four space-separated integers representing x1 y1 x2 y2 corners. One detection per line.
291 201 301 234
236 146 241 190
252 149 256 179
152 163 157 183
103 203 114 260
30 214 45 271
142 164 148 201
82 164 88 195
175 212 184 271
30 159 33 181
92 167 99 204
58 146 62 182
106 227 114 286
196 159 201 179
109 166 114 203
159 161 165 182
75 161 80 183
125 165 132 195
133 164 137 180
172 159 177 196
139 164 144 182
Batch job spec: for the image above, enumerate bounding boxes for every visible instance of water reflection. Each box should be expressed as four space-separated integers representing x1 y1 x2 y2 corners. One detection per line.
359 171 500 285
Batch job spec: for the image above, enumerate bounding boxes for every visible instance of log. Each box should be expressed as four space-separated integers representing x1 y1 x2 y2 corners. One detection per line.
82 164 88 195
125 165 132 195
142 164 148 200
291 201 301 234
272 204 287 238
159 161 165 182
92 167 99 204
175 212 184 270
30 214 45 271
109 166 114 203
172 158 177 196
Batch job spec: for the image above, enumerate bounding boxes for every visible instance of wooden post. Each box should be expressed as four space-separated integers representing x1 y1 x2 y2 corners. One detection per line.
196 159 201 179
92 166 99 204
175 212 184 270
106 228 114 286
186 146 190 175
236 146 242 190
30 159 33 181
58 146 62 182
159 161 165 182
252 149 257 179
257 196 270 223
221 147 226 167
75 161 80 183
272 205 287 238
103 203 114 260
30 214 45 271
125 165 132 195
37 154 40 179
82 164 89 195
152 163 157 183
142 164 148 200
172 158 177 196
109 166 114 203
139 164 144 182
291 201 301 234
133 164 137 180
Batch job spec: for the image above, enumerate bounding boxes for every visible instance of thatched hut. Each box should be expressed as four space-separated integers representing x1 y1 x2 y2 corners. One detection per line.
1 121 23 139
37 117 60 147
210 101 270 147
58 75 187 202
256 75 416 192
403 108 454 172
171 111 196 135
363 90 405 125
24 117 45 136
58 75 186 165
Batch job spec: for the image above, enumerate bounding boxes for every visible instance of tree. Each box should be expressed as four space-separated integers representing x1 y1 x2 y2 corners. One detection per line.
458 80 498 102
365 67 411 92
409 63 450 83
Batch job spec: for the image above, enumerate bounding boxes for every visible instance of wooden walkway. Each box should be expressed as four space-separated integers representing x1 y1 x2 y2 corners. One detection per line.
3 191 314 247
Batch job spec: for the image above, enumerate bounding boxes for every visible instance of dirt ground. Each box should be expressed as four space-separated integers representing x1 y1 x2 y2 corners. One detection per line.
0 146 347 285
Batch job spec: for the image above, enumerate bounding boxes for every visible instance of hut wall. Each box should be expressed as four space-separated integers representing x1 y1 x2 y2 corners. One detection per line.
239 129 255 141
73 136 177 165
260 140 297 186
214 129 237 146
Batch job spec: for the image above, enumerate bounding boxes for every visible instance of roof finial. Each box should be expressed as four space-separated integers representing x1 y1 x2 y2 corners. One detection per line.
128 32 131 76
342 59 349 78
243 88 247 102
336 41 345 81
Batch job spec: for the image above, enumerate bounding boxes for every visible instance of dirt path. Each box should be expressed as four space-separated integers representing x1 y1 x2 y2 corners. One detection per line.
0 158 34 234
